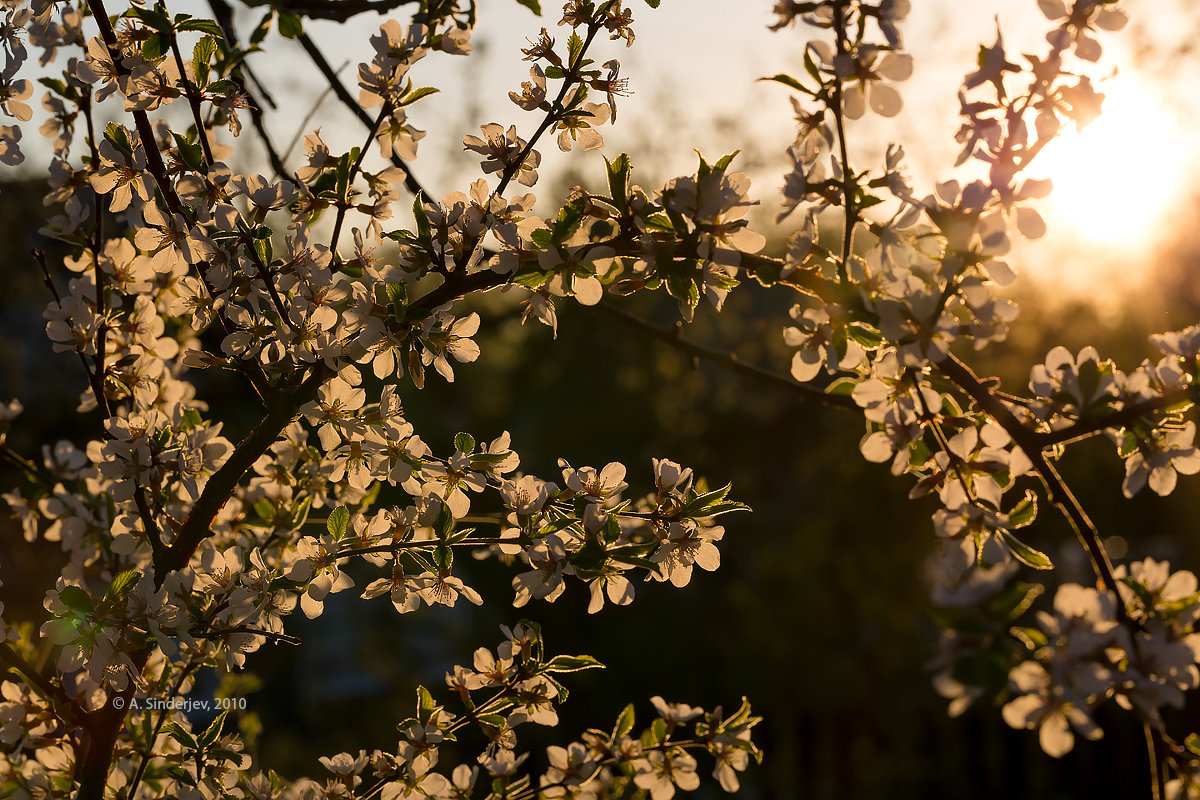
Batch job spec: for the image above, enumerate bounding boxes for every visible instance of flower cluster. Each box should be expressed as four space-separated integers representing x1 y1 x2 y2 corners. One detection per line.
3 0 1200 797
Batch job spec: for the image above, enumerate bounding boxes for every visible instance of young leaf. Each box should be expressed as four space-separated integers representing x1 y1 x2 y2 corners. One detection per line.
197 710 231 750
997 529 1053 570
416 686 436 724
177 18 224 37
398 86 440 107
760 73 811 94
126 6 174 33
326 506 350 539
614 704 636 738
544 654 605 673
103 570 142 607
163 722 199 752
277 11 303 38
1007 490 1038 529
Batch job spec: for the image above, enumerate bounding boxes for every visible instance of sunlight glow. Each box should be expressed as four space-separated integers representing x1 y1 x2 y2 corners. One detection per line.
1031 74 1186 248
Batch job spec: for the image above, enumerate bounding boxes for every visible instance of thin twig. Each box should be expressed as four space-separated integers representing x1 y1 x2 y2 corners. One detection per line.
0 642 86 722
592 301 858 410
205 0 288 177
166 18 216 167
1147 723 1164 800
295 31 431 199
1038 387 1195 447
125 662 198 800
831 0 854 282
937 354 1129 620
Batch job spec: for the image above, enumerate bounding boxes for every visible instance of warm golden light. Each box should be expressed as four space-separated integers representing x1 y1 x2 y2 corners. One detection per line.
1032 74 1186 248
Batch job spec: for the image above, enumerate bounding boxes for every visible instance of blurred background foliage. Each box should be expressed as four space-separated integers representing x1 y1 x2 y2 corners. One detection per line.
5 20 1200 794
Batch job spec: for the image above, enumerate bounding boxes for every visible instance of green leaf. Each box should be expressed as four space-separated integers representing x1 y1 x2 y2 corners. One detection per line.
644 717 668 747
211 747 246 764
38 77 74 101
180 407 204 431
171 131 205 173
993 581 1043 621
326 506 350 539
454 432 476 454
178 18 224 37
713 150 740 173
385 282 408 318
613 704 635 738
141 32 168 60
412 193 433 251
997 529 1053 570
126 6 174 32
276 11 303 38
416 686 436 724
250 10 274 45
679 482 730 516
604 153 631 207
514 0 542 11
104 570 142 606
398 86 440 107
289 494 314 529
760 73 810 94
1007 490 1038 529
433 543 454 571
59 585 94 613
198 710 230 749
167 765 198 786
543 654 605 673
567 31 583 66
1120 576 1157 611
253 499 275 523
644 0 661 6
847 322 883 349
104 123 134 159
722 697 757 731
825 377 858 396
512 265 550 289
435 502 455 540
192 37 216 87
803 46 822 84
163 722 199 752
700 501 750 517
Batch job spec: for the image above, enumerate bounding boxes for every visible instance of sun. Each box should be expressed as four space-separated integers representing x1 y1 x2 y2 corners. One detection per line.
1030 73 1188 249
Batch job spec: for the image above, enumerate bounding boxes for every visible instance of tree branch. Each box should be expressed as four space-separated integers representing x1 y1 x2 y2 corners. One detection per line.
0 642 85 723
1038 387 1196 447
156 366 331 582
937 354 1128 617
241 0 419 21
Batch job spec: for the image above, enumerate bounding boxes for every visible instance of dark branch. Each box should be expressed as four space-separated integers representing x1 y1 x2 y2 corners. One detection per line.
241 0 419 21
156 366 330 581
